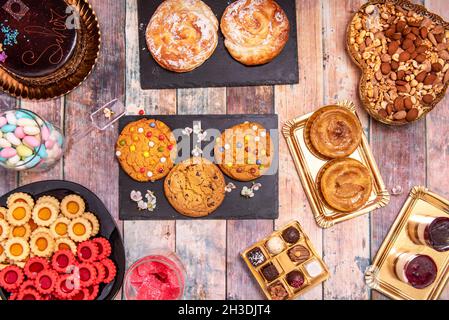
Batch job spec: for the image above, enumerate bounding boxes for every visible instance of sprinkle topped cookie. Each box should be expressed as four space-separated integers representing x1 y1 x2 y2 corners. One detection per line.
116 119 177 182
214 122 274 181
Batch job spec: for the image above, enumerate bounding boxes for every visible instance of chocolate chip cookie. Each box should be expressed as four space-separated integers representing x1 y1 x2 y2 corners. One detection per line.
214 122 274 181
116 119 177 182
164 157 226 217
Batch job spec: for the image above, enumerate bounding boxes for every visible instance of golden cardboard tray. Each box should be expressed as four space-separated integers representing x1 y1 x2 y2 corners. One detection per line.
241 221 330 300
0 0 100 100
282 100 390 228
346 0 449 126
366 186 449 300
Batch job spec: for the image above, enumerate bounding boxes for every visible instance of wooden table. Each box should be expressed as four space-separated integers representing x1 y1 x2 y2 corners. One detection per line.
1 0 448 300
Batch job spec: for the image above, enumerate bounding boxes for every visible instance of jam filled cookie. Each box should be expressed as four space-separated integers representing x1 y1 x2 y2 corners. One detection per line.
146 0 219 72
221 0 290 65
7 193 35 209
82 212 100 237
9 223 31 240
50 217 71 239
60 195 85 219
0 219 10 241
214 122 274 181
164 157 226 217
36 195 60 209
0 207 6 219
68 217 92 242
318 158 373 212
55 238 77 255
6 203 32 226
30 232 55 258
116 119 177 182
32 203 59 227
4 237 30 262
0 241 6 263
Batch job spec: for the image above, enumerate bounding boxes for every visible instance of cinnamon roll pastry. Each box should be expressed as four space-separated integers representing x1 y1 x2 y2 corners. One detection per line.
221 0 290 66
146 0 219 73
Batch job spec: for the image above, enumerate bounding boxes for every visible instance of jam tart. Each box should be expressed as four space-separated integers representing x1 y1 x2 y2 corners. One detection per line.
318 158 373 212
17 288 42 300
7 193 35 209
86 284 99 300
24 257 50 279
50 217 71 239
35 269 58 295
5 237 30 261
101 258 117 284
68 217 92 242
92 261 106 285
0 219 10 241
0 241 6 263
0 265 24 291
30 232 55 258
77 262 97 288
19 279 37 292
31 227 53 238
55 238 77 255
82 212 100 237
36 195 60 210
61 195 85 219
9 223 31 240
71 287 90 300
6 203 32 226
0 207 7 219
32 203 59 227
55 274 80 299
77 241 99 263
51 250 76 273
93 237 112 260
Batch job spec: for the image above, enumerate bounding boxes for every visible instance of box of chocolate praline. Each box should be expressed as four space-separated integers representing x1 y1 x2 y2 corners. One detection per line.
242 221 329 300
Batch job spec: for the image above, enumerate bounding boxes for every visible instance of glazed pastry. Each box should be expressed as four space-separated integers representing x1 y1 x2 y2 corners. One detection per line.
164 157 226 217
145 0 218 72
116 119 177 182
308 106 362 159
214 122 274 181
221 0 290 65
319 158 372 212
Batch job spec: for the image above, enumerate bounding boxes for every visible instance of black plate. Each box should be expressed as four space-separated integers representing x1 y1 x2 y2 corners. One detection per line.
0 180 125 300
137 0 299 89
119 115 279 220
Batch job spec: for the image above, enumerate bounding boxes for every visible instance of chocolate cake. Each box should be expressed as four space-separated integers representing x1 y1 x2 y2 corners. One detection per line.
0 0 78 78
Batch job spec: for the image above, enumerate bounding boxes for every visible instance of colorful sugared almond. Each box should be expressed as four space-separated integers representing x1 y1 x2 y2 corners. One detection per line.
68 217 92 242
77 241 98 263
77 263 97 288
0 219 10 241
101 258 117 284
35 195 60 210
6 203 32 226
93 237 112 260
51 250 76 273
82 212 100 237
55 238 77 255
4 237 30 262
55 274 80 299
9 223 31 240
35 269 58 294
17 288 42 300
0 241 6 263
92 261 106 285
30 232 55 258
24 257 50 279
50 217 71 239
0 265 24 291
7 192 35 209
32 203 58 227
60 195 85 219
0 207 7 219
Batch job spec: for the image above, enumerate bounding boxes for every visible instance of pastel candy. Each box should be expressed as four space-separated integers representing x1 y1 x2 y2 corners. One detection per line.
14 126 26 139
15 111 33 119
23 136 41 148
24 155 40 168
45 140 54 149
17 118 37 127
1 124 16 133
0 157 5 163
6 155 20 166
5 132 21 146
23 126 40 136
16 145 33 158
0 138 11 148
41 126 50 141
0 116 7 127
0 147 17 158
37 145 48 159
5 112 17 125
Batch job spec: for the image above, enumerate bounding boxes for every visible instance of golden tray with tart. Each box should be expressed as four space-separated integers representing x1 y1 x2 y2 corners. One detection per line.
366 186 449 300
346 0 449 125
282 100 390 228
241 220 329 300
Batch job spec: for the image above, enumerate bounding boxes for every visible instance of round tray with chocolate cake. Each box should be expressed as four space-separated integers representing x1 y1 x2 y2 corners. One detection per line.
0 0 100 100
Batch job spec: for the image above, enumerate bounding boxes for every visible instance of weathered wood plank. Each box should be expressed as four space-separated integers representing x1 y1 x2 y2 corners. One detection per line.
122 0 177 269
322 0 370 300
176 88 227 300
425 0 449 301
274 0 324 300
226 86 274 300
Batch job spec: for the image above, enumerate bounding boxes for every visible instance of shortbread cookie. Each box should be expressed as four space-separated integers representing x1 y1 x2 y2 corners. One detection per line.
164 157 226 217
116 119 177 182
214 122 274 181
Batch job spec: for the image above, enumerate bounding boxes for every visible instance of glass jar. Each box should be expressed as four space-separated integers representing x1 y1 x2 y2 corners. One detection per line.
124 251 186 300
408 215 449 252
0 109 65 172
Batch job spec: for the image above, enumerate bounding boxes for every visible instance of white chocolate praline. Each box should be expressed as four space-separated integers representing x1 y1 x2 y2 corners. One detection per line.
394 253 417 284
304 259 324 278
266 236 285 255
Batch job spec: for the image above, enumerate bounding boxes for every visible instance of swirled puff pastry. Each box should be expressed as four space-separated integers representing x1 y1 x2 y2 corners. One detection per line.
221 0 290 66
145 0 219 73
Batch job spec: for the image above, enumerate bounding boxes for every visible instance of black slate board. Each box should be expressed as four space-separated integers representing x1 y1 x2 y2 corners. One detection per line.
0 180 125 301
118 115 279 220
137 0 299 89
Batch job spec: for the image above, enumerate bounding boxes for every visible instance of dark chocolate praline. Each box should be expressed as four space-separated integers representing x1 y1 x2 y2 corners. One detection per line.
261 263 279 282
282 227 301 244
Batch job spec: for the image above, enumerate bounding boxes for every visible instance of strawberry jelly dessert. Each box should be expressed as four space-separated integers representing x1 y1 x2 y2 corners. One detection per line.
409 215 449 252
394 253 437 289
124 254 185 300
